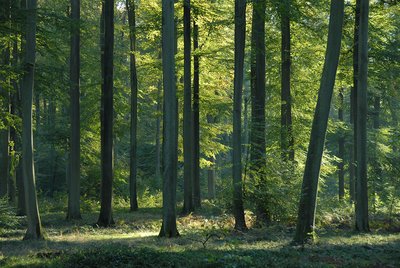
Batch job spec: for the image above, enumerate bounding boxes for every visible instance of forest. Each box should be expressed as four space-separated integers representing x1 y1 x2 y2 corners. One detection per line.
0 0 399 267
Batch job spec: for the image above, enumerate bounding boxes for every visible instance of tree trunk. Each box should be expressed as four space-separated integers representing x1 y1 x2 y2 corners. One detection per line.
182 0 194 215
350 0 361 203
67 0 82 220
155 79 162 187
159 0 179 238
192 21 201 209
207 156 216 200
355 0 369 233
21 0 44 240
232 0 247 232
126 0 138 212
280 0 294 162
338 89 345 200
250 0 268 224
372 96 381 212
293 0 344 244
97 0 115 227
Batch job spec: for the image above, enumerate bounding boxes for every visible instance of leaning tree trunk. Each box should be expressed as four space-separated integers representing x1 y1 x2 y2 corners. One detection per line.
280 0 294 162
97 0 115 227
355 0 370 233
182 0 194 215
126 0 138 212
159 0 179 238
21 0 44 240
232 0 247 232
67 0 82 220
293 0 344 244
192 21 201 209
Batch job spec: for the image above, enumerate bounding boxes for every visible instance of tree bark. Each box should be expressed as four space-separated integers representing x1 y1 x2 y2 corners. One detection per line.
126 0 139 212
293 0 344 244
67 0 82 220
232 0 247 232
192 21 201 209
97 0 115 227
280 0 294 162
355 0 370 233
159 0 179 238
338 89 345 200
182 0 194 214
21 0 44 240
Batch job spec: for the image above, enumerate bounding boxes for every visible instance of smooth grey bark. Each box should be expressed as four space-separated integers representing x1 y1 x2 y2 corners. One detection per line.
250 0 268 224
350 0 361 203
355 0 369 233
338 90 345 200
192 21 201 209
67 0 82 220
232 0 247 231
21 0 44 240
182 0 194 214
126 0 138 212
293 0 344 244
98 0 115 227
159 0 179 238
280 0 294 162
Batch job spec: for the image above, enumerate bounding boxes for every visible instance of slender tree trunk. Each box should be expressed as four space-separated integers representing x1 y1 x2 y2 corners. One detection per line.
338 90 345 200
372 96 381 212
97 0 115 227
21 0 44 240
155 79 162 186
182 0 194 214
293 0 344 244
159 0 179 238
355 0 370 233
192 21 201 209
0 0 11 199
207 155 216 200
126 0 138 212
67 0 82 220
280 0 294 161
48 99 56 196
350 0 361 203
250 0 268 224
232 0 247 232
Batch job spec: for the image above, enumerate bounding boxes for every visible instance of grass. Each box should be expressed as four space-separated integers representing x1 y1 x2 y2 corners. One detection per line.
1 201 400 267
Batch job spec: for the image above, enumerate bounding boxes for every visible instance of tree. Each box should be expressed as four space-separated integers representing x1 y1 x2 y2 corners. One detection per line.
67 0 82 220
293 0 344 244
355 0 370 233
250 0 267 223
182 0 194 214
97 0 115 227
159 0 179 238
21 0 44 240
126 0 139 212
192 20 201 209
232 0 247 231
338 89 345 200
280 0 294 162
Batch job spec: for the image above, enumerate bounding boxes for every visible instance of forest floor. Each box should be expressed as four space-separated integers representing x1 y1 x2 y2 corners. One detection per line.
1 201 400 267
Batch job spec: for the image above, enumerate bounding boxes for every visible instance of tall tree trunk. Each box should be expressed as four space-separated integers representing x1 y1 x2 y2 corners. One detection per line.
0 0 11 199
232 0 247 232
67 0 82 220
97 0 115 227
155 79 162 186
338 89 345 200
293 0 344 244
21 0 44 240
159 0 179 238
250 0 268 224
48 99 56 196
350 0 361 203
182 0 194 214
192 21 201 209
355 0 370 233
126 0 138 212
372 96 381 212
280 0 294 161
